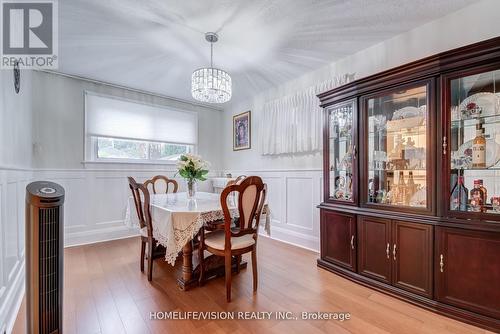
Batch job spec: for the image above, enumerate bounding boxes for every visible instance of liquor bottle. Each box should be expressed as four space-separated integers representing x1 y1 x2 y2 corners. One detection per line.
450 176 468 211
397 171 406 205
472 123 486 168
478 179 488 205
470 179 485 212
407 171 417 201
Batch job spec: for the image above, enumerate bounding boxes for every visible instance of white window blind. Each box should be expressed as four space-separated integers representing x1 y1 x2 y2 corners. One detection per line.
85 93 198 145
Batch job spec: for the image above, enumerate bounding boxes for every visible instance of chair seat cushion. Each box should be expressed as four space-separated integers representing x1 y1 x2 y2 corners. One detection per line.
204 230 255 250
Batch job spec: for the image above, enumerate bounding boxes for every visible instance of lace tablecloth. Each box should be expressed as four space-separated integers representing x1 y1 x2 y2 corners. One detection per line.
125 192 238 265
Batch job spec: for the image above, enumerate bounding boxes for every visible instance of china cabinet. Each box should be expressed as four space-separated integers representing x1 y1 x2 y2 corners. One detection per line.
317 37 500 332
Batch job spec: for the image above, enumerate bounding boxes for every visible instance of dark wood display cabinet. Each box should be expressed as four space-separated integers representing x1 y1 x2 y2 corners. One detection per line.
317 37 500 332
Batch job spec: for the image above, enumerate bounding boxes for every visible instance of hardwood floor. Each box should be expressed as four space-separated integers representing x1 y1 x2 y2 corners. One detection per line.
12 236 492 334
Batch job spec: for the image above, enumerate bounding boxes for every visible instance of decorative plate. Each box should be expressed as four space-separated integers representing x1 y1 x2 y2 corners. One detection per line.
451 138 500 169
392 106 425 120
458 92 499 119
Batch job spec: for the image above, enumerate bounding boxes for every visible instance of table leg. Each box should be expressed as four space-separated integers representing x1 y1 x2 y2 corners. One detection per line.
182 241 193 282
177 241 195 290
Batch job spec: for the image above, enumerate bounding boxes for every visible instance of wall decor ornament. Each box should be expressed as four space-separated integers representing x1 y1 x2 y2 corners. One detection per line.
233 111 251 151
13 60 20 94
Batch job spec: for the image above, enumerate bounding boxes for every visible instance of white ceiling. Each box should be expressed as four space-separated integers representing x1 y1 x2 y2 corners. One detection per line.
59 0 478 105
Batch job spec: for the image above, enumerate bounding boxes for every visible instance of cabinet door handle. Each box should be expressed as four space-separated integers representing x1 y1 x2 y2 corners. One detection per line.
386 243 390 259
442 136 447 155
393 244 397 260
350 235 354 250
353 145 357 160
440 254 444 273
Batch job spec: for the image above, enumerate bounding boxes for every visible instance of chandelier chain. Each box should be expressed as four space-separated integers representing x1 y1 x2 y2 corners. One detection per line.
191 31 232 103
210 41 213 68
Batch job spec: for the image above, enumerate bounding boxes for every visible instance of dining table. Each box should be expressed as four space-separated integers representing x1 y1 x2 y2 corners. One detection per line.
125 191 253 290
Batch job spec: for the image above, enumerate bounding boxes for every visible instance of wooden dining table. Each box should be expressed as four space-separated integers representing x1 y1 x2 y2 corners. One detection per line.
125 191 246 290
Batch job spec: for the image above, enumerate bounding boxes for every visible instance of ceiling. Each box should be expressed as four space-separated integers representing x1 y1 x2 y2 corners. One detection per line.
58 0 478 105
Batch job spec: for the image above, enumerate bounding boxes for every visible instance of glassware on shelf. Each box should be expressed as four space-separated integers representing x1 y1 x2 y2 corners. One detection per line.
366 84 428 208
449 67 500 216
328 99 355 202
491 196 500 212
450 176 468 211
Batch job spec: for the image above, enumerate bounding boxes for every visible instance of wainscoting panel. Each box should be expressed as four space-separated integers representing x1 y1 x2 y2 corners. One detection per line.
285 176 314 231
0 167 33 333
34 168 322 252
35 168 217 247
226 169 322 252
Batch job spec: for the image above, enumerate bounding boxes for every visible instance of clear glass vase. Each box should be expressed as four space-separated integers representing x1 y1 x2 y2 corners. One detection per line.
186 179 197 199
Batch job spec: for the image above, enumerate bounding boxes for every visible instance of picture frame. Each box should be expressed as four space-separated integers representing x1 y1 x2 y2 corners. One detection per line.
233 111 251 151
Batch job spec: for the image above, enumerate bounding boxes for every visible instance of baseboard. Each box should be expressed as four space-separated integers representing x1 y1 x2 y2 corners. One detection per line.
1 260 25 334
64 223 139 247
259 222 319 252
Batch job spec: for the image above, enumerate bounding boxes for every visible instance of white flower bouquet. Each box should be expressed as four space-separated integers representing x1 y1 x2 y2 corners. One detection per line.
176 154 209 198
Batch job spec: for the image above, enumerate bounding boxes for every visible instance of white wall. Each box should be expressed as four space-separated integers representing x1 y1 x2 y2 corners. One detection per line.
0 69 33 333
32 71 224 170
223 0 500 251
31 71 224 246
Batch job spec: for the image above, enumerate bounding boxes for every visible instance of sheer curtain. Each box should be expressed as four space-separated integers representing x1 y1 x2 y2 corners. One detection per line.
260 89 322 155
259 74 354 155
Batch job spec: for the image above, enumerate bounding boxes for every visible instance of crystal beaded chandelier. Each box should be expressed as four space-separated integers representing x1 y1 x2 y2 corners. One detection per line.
191 32 232 104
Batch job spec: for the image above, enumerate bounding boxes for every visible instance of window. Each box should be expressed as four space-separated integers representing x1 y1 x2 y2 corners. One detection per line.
85 92 198 163
94 137 193 161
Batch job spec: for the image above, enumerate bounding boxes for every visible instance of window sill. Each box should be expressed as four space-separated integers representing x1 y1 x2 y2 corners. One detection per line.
81 160 178 166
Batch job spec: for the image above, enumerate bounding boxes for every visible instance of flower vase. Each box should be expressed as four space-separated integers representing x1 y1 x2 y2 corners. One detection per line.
186 179 197 199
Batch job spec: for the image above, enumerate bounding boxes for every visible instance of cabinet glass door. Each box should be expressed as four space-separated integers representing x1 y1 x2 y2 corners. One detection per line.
448 68 500 216
364 84 430 210
327 99 356 203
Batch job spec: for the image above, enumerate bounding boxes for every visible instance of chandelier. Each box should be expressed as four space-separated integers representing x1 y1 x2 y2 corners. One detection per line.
191 32 232 104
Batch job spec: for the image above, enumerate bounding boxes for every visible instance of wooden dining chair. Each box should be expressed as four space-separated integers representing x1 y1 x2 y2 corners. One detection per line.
225 175 246 187
144 175 178 194
128 176 161 281
198 176 267 302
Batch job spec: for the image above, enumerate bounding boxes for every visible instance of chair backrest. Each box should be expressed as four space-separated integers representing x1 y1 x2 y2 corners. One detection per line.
225 175 247 187
220 176 266 240
128 176 153 238
144 175 178 194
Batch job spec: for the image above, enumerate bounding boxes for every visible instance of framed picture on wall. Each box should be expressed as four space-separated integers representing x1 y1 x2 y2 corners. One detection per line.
233 111 251 151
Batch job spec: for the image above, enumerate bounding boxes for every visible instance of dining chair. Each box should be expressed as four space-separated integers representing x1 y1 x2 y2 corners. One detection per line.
144 175 178 194
128 176 161 281
225 175 246 187
198 176 267 302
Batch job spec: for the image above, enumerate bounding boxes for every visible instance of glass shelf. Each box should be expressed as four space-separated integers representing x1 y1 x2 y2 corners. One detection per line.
328 100 355 202
448 68 500 215
366 85 429 208
451 114 500 129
